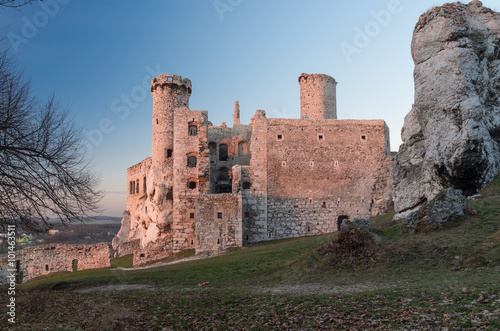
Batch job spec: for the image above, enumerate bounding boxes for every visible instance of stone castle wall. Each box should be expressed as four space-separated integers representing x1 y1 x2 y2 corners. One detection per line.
195 193 242 254
16 243 113 283
117 72 393 262
172 108 209 252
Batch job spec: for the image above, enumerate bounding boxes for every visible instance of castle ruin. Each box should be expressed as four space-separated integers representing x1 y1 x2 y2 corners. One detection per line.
114 73 393 265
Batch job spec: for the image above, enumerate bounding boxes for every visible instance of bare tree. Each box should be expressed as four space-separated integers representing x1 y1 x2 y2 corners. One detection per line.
0 0 36 8
0 39 103 232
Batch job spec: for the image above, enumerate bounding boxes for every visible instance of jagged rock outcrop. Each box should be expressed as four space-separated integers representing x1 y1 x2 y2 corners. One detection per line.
112 164 173 253
403 188 467 232
392 1 500 219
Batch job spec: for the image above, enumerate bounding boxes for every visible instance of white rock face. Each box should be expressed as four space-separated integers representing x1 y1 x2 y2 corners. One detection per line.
392 1 500 218
112 165 173 250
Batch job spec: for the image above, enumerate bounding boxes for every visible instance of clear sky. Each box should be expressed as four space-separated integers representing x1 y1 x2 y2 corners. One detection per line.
1 0 498 217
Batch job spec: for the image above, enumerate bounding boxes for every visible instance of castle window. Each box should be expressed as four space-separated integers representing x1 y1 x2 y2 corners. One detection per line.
334 161 339 167
217 238 220 244
243 182 251 190
277 134 283 141
281 161 286 167
190 213 195 219
188 181 197 189
167 149 173 158
217 212 222 219
45 265 49 271
167 77 172 81
238 141 247 155
208 142 217 156
188 125 198 136
187 156 197 167
130 181 134 194
307 225 311 232
136 180 139 194
318 134 324 141
309 161 314 167
219 144 228 161
322 202 326 208
156 119 158 125
216 167 232 193
191 239 194 245
361 135 366 141
143 177 147 193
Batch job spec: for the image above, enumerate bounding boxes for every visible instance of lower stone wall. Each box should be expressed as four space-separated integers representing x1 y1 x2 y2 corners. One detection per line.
267 196 370 240
195 194 243 255
133 236 173 266
17 243 113 283
117 239 140 257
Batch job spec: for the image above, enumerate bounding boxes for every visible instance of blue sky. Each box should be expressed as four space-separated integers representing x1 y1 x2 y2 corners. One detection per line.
1 0 498 216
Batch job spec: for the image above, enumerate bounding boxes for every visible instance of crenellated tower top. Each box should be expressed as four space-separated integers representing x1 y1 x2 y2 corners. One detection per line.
151 74 192 93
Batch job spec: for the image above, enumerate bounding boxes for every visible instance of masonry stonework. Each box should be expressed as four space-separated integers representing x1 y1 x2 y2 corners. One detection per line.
116 73 393 265
13 243 113 283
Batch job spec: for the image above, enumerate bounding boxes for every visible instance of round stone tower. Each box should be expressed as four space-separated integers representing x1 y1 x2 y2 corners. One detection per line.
151 74 192 169
298 73 337 120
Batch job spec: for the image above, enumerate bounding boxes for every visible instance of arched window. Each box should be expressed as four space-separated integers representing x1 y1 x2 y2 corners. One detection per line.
188 125 197 136
219 144 228 161
242 182 251 190
187 156 197 168
238 141 247 155
143 177 147 193
130 181 134 194
136 180 139 194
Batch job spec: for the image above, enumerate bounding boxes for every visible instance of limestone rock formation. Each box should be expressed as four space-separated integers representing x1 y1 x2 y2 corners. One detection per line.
392 1 500 219
403 188 467 232
112 164 173 253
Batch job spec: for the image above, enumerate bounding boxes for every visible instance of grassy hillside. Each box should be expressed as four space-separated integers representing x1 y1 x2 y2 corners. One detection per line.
1 177 499 329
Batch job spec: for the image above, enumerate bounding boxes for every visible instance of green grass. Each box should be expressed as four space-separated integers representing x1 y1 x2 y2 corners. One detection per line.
20 176 500 291
111 254 133 268
6 176 500 329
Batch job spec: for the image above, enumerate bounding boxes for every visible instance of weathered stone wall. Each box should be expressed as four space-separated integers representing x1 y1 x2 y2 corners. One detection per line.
265 118 390 239
195 194 242 255
299 73 337 120
16 243 113 283
133 235 173 266
207 123 252 194
116 238 140 257
172 108 209 252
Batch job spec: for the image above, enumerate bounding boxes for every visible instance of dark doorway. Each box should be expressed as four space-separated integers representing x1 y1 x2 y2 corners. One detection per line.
219 144 228 161
216 167 232 193
337 215 349 231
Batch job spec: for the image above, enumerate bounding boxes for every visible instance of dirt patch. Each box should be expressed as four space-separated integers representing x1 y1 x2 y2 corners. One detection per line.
76 284 155 293
255 281 402 296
